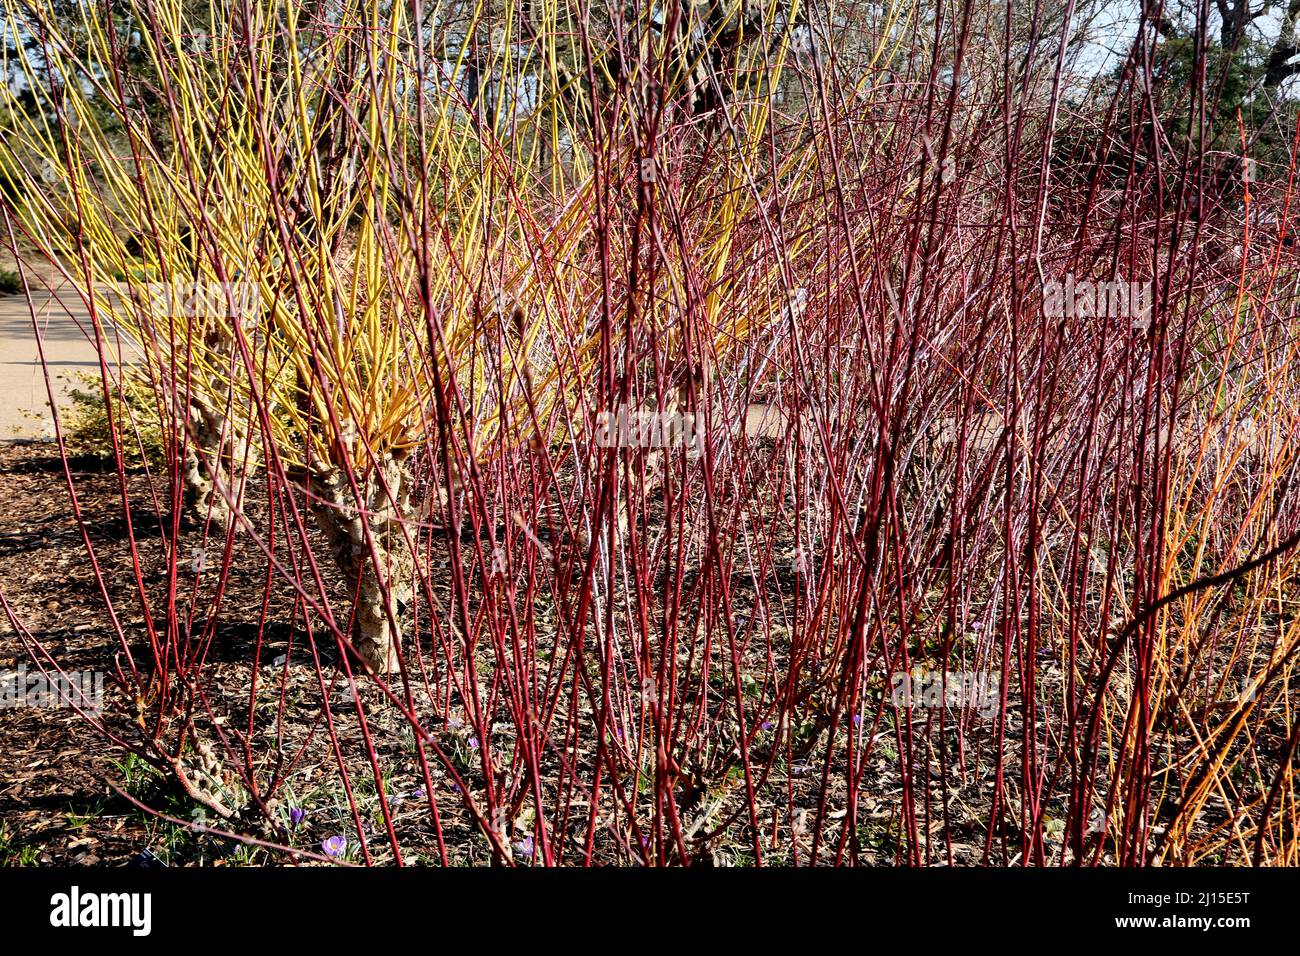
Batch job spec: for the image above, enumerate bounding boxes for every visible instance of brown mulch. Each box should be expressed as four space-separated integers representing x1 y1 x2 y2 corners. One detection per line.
0 442 152 864
4 438 1252 867
0 441 507 866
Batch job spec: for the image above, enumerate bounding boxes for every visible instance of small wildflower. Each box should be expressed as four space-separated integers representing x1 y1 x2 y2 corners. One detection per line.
321 835 347 859
513 835 535 860
760 720 773 731
468 736 479 750
387 787 426 806
288 806 306 827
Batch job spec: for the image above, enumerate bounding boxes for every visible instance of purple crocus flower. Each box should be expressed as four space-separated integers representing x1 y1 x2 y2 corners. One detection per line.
321 835 347 859
288 806 306 827
387 786 427 806
468 736 479 750
513 835 535 860
760 720 773 731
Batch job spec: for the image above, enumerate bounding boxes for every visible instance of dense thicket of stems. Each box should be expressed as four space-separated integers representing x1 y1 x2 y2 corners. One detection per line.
3 0 1300 864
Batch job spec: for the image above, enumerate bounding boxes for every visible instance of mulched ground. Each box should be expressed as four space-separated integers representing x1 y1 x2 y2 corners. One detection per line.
0 443 152 864
0 441 469 866
1 439 1269 866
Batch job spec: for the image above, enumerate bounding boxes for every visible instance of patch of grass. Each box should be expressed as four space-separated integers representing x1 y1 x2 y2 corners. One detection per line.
111 752 166 802
65 798 107 829
0 821 39 865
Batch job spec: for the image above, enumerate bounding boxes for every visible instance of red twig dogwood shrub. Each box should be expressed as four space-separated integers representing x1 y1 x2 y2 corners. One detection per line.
3 0 1300 865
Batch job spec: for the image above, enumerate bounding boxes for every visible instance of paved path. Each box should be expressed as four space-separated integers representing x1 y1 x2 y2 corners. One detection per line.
0 280 131 439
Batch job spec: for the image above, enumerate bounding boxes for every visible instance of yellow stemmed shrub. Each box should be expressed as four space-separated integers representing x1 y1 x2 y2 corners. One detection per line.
1 0 830 673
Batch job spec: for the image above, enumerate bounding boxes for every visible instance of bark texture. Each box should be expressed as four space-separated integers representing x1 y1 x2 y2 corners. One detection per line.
182 395 250 530
309 451 414 673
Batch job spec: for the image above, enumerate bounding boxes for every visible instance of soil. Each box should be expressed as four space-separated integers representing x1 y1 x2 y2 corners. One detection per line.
0 442 152 864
